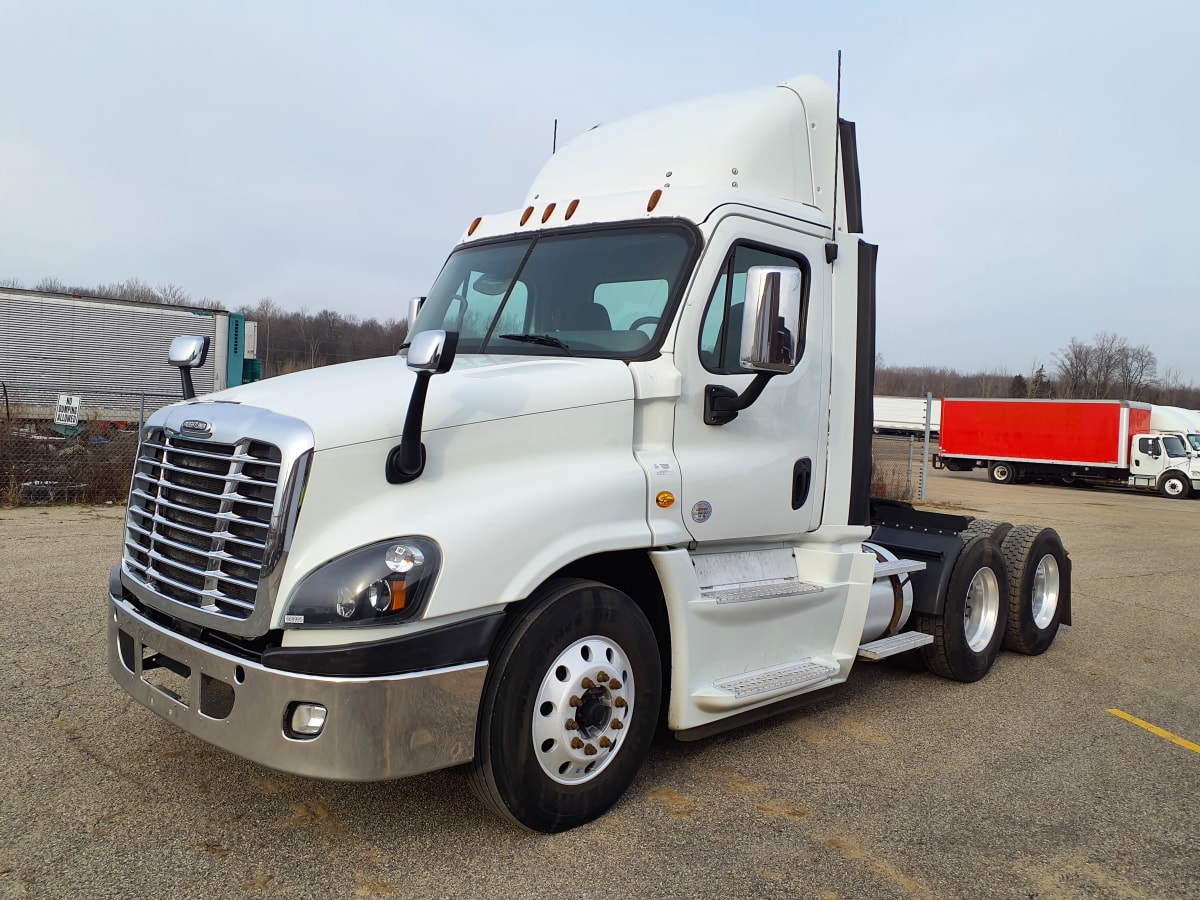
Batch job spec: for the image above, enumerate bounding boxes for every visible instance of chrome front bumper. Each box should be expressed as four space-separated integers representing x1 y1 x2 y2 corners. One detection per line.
108 595 486 781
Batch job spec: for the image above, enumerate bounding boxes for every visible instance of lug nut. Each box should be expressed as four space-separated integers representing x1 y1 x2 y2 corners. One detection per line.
597 672 610 682
565 718 578 731
598 736 613 749
581 677 596 689
613 697 627 708
571 737 584 749
569 696 583 708
584 743 598 756
608 679 622 689
610 719 624 730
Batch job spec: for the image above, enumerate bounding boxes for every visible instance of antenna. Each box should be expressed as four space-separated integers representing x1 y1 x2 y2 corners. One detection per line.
553 118 558 154
830 50 842 241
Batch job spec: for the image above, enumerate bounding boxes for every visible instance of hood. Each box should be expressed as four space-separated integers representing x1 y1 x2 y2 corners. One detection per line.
167 354 636 450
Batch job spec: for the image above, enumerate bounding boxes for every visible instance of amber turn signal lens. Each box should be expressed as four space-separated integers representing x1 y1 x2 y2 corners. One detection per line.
655 491 675 508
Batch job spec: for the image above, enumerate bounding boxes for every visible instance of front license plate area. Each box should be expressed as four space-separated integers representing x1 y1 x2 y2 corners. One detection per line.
142 647 192 707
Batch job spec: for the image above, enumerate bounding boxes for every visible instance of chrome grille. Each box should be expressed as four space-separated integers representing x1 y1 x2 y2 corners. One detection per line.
124 427 282 620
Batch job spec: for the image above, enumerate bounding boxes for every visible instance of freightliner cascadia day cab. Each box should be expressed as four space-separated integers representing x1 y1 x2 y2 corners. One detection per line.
937 397 1200 498
108 76 1072 832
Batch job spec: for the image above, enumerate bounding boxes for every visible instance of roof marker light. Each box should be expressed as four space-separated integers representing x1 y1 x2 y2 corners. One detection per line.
520 206 534 226
647 189 662 213
467 217 482 236
565 199 580 220
541 202 556 223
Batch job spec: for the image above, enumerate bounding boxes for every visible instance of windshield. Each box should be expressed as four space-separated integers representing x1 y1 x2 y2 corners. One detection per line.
408 224 696 359
1163 434 1188 458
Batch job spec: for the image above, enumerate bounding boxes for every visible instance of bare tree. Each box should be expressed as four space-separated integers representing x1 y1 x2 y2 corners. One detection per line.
0 277 25 288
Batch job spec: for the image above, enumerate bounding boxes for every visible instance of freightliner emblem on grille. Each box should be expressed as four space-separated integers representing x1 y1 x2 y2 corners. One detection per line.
180 419 213 436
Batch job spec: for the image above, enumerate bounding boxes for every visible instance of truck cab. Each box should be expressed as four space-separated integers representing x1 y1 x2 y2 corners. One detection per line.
1130 432 1195 495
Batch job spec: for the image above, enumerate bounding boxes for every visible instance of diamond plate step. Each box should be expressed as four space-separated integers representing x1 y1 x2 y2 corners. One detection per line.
702 581 824 605
857 631 935 660
873 558 927 579
713 658 837 699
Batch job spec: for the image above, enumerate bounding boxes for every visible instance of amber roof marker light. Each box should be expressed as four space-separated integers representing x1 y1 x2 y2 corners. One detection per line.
647 189 662 212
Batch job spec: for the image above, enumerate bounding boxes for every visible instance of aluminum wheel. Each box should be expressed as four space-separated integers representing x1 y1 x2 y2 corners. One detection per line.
532 635 635 785
963 566 1001 652
1030 553 1061 630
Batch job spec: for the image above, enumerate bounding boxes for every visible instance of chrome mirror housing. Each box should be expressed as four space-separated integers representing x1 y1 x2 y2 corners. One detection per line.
739 267 803 374
168 335 210 369
407 330 456 374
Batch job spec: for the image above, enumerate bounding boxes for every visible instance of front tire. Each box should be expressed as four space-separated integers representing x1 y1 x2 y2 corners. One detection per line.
468 578 661 832
1159 471 1190 499
1001 525 1068 655
917 534 1009 682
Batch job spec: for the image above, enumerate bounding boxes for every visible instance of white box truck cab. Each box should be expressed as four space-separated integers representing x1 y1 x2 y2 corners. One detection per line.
108 76 1071 832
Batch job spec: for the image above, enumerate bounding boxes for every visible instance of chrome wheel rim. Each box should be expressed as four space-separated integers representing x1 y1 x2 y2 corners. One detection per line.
963 566 1001 652
532 636 634 785
1031 554 1061 630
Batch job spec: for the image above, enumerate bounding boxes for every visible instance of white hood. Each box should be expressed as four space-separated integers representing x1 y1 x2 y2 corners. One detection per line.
177 354 636 450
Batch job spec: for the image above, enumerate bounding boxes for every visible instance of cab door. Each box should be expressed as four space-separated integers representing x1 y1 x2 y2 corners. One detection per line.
671 216 830 543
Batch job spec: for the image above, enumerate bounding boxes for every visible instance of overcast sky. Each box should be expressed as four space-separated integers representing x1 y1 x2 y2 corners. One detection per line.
3 1 1198 381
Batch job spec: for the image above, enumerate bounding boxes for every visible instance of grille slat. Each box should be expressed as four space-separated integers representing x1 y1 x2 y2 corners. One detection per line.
133 471 276 510
124 427 283 620
140 439 282 468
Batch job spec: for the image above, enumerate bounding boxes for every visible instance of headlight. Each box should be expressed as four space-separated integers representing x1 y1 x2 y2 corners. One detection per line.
281 537 440 628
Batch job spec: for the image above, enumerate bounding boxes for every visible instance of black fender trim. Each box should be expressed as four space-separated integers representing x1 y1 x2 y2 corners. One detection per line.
869 500 970 616
263 612 506 677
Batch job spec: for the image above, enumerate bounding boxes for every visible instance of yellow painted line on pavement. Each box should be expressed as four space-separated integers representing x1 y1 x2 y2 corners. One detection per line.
1107 708 1200 754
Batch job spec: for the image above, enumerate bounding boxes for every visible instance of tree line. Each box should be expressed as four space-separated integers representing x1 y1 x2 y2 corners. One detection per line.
5 276 1198 405
876 331 1200 408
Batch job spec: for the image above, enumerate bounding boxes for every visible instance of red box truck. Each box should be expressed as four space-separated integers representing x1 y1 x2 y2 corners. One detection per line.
936 398 1200 499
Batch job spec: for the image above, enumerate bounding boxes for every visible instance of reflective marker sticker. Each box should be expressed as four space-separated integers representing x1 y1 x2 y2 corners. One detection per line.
691 500 713 523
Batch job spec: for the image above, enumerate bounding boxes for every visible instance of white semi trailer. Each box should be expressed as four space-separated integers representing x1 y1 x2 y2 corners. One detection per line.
107 75 1071 832
0 286 258 422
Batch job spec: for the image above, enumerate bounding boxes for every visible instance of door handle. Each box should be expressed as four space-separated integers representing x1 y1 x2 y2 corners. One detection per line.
792 458 812 510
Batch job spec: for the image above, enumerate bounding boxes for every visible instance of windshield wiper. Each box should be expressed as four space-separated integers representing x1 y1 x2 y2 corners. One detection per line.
497 333 573 353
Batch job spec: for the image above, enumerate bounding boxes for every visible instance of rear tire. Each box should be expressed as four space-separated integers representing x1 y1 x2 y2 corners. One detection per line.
962 517 1013 544
467 578 661 832
988 462 1018 484
1000 525 1068 655
917 534 1009 682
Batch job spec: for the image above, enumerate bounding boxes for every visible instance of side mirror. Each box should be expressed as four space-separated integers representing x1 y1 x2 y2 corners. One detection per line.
704 267 803 426
740 266 802 374
407 330 457 374
169 335 209 369
389 330 459 483
168 335 210 400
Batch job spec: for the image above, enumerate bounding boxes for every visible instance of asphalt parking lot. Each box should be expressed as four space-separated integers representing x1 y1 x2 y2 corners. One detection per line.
1 470 1197 899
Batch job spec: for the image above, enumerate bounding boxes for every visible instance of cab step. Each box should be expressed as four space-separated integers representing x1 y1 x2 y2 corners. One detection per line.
857 631 934 660
712 658 837 700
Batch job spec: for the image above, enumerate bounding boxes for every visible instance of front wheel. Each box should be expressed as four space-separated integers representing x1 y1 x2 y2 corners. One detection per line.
1159 471 1190 499
916 534 1009 682
468 578 661 832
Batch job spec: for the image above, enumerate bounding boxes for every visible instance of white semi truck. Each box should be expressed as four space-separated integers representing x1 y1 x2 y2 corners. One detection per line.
107 76 1071 832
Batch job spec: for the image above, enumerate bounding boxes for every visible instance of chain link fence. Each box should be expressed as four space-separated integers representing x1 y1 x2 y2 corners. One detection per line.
871 433 933 502
1 383 178 505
